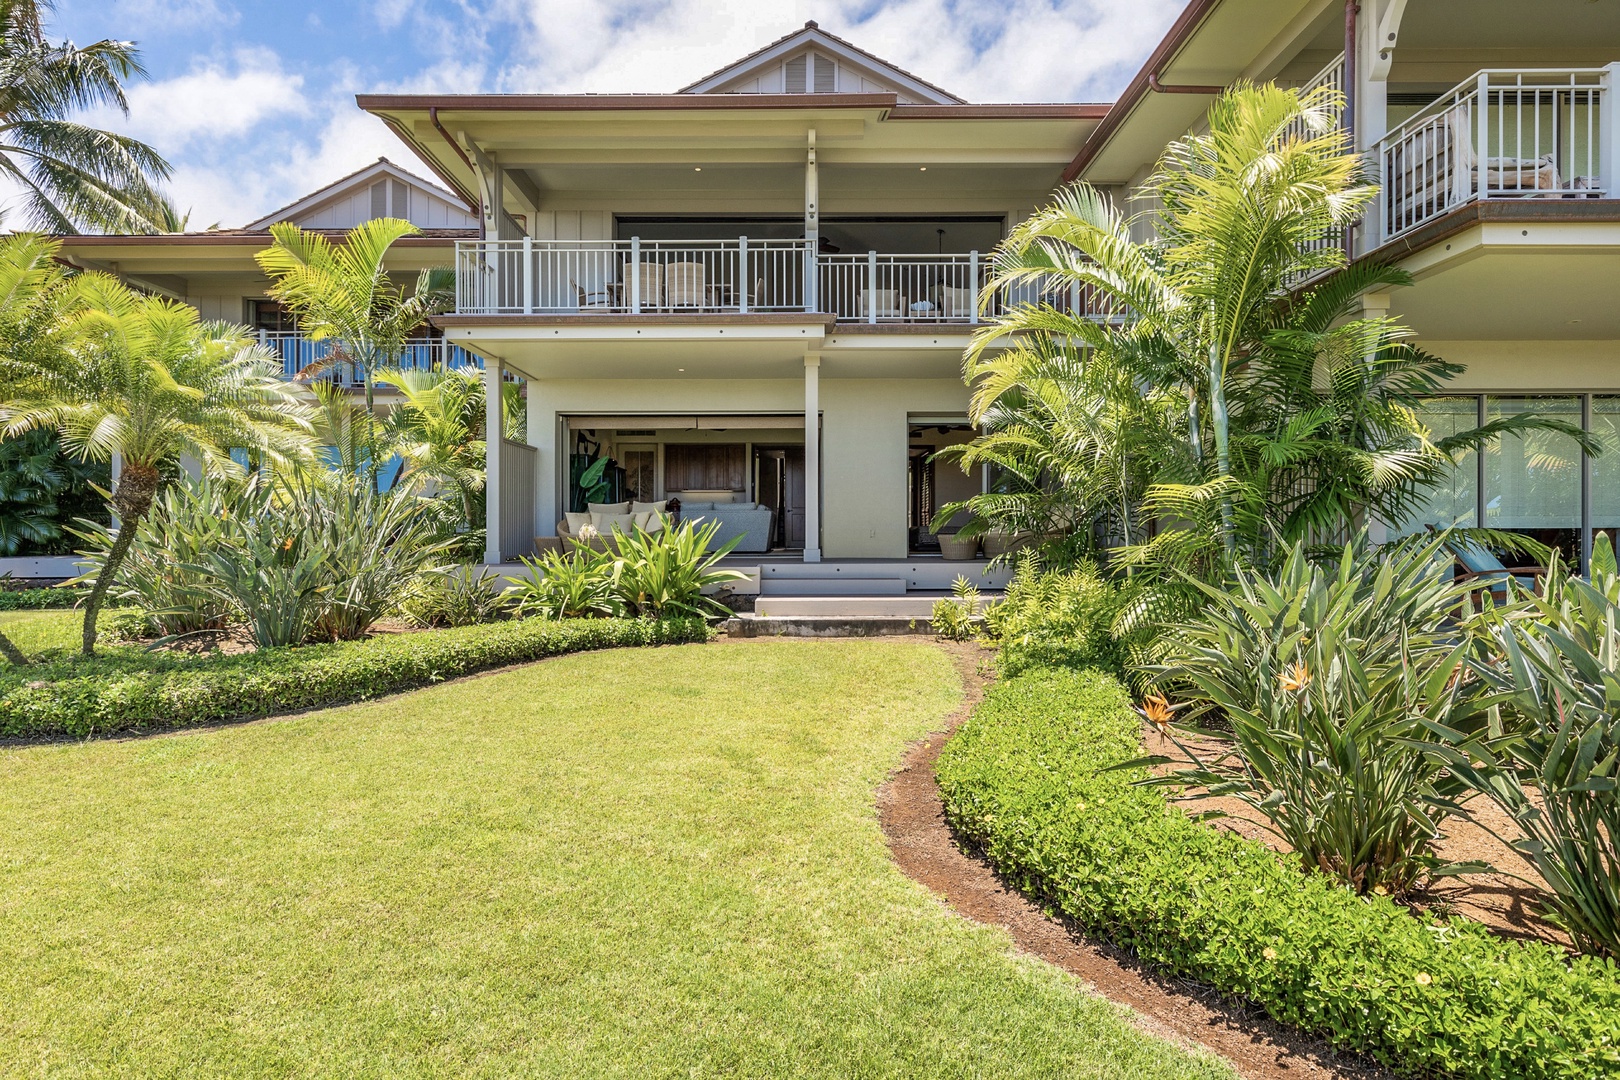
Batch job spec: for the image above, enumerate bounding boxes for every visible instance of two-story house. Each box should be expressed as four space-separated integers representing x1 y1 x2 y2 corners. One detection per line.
356 22 1105 580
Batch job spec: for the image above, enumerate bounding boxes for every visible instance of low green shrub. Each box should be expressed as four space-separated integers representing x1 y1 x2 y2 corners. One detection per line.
399 568 513 628
0 616 709 739
981 554 1123 674
0 583 82 610
936 667 1620 1080
931 576 983 642
506 547 622 619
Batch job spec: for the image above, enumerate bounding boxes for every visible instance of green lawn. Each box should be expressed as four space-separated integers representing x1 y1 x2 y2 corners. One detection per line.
0 638 1230 1078
0 608 103 656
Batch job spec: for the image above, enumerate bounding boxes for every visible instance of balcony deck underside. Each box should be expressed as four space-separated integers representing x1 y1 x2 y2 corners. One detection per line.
439 316 978 379
1364 201 1620 341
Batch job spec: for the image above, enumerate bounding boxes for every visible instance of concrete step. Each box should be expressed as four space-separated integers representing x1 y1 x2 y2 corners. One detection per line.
726 615 938 638
759 577 908 597
753 561 1011 593
754 593 959 617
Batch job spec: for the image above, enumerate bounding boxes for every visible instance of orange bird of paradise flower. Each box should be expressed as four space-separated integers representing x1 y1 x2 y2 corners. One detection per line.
1139 693 1176 732
1278 660 1311 692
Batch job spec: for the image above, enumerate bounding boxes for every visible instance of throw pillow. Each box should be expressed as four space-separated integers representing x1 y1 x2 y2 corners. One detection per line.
592 512 636 535
638 511 665 534
588 501 630 515
631 500 665 514
564 511 591 534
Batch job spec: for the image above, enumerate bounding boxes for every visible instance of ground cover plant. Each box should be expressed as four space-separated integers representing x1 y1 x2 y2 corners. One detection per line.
0 611 707 738
0 640 1231 1079
936 666 1620 1079
0 583 83 610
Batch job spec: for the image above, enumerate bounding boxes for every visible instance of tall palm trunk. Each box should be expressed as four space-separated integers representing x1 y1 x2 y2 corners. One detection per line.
80 461 160 656
1208 341 1236 557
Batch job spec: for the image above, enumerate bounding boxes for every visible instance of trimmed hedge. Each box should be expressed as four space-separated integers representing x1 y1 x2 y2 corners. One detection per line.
935 667 1620 1080
0 617 710 739
0 587 82 611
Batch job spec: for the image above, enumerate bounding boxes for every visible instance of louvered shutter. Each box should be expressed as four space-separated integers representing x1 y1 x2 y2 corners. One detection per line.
784 54 807 93
812 55 835 93
392 179 410 220
369 181 386 219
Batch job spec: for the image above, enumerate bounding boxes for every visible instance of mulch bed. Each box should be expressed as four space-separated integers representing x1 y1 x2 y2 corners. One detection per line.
877 642 1393 1080
1141 725 1569 951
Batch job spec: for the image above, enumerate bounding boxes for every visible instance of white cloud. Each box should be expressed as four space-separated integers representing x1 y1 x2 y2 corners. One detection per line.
106 0 240 33
85 48 309 149
488 0 1183 102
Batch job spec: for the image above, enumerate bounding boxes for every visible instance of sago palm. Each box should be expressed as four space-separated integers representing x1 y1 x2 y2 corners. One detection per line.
254 218 455 416
0 0 170 232
0 236 315 656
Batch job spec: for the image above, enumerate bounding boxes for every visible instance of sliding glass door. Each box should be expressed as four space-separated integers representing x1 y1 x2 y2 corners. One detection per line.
1398 393 1603 567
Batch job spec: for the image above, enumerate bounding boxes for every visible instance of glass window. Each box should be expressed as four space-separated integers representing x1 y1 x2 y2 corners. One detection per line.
1393 395 1479 536
1590 397 1620 558
1485 395 1581 563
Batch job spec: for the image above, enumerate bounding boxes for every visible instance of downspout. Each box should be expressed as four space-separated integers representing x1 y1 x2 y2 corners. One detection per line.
1147 72 1225 95
429 107 480 237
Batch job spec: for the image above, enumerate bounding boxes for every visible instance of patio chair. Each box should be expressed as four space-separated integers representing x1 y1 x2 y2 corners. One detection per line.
618 262 663 310
665 262 706 307
936 286 976 319
1443 534 1547 606
574 281 612 311
861 289 903 320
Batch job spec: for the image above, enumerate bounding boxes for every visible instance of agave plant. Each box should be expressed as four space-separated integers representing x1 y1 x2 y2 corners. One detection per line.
1140 533 1487 896
1426 540 1620 956
609 517 744 619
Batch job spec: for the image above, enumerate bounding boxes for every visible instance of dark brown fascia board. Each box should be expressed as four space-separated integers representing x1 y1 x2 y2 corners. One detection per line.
1061 0 1223 182
357 92 899 112
1360 199 1620 266
888 103 1110 120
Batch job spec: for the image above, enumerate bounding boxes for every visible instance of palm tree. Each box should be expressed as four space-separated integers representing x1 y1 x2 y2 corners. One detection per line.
147 191 219 233
0 235 315 657
254 218 456 418
962 82 1586 581
0 0 170 232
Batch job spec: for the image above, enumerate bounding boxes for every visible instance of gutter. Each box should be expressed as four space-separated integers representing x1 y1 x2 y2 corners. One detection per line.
1061 0 1223 182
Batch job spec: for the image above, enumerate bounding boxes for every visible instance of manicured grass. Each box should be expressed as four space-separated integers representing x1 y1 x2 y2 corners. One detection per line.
0 608 129 656
0 639 1230 1078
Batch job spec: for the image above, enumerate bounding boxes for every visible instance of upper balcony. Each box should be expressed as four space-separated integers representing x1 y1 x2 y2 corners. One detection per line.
1376 67 1614 245
257 332 481 387
451 238 1114 325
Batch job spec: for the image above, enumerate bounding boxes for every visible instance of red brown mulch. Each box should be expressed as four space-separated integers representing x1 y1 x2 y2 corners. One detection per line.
877 643 1393 1080
1141 725 1569 951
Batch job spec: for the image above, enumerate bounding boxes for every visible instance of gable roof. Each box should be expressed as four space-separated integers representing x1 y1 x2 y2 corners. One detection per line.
678 20 965 104
244 157 473 231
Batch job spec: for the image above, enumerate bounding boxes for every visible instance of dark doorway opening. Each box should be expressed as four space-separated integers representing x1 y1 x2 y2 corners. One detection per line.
753 445 806 550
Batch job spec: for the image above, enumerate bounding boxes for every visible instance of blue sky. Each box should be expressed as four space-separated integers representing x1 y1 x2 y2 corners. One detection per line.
35 0 1184 228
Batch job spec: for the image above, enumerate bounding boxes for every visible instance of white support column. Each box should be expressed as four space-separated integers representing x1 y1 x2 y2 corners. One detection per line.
803 353 821 563
804 129 819 312
1603 63 1620 196
484 356 504 566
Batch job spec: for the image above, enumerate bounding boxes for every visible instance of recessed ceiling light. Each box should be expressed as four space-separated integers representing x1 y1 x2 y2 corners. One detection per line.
919 166 927 171
678 368 686 372
693 167 702 172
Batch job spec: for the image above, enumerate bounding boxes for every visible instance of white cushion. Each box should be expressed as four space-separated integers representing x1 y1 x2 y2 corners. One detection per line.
588 501 630 515
564 511 591 534
638 511 665 533
631 500 665 514
591 512 636 534
678 501 713 512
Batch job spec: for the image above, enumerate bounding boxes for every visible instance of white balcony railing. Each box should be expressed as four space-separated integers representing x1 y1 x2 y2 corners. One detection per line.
455 238 811 315
258 332 479 387
453 239 1117 324
1377 68 1611 243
